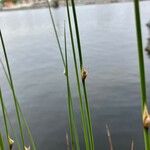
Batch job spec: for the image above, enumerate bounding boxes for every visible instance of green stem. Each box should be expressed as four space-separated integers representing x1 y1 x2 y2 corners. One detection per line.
64 22 80 150
47 0 65 67
4 106 21 150
69 0 94 149
0 132 4 150
65 1 90 150
64 23 75 150
0 59 36 150
0 88 10 150
70 0 83 69
0 30 25 149
133 0 150 150
82 80 94 150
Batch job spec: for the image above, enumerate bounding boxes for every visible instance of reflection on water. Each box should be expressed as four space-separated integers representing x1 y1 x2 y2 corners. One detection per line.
0 1 150 150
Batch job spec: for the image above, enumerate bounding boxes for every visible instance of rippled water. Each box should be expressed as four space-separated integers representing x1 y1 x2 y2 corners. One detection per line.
1 1 150 149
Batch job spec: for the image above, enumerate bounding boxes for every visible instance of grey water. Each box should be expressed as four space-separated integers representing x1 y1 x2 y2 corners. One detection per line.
1 1 150 149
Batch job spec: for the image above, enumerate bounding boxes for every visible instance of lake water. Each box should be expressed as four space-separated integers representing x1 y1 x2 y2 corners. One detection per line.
1 1 150 150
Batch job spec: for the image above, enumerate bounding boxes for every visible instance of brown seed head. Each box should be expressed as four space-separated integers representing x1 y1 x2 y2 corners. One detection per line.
24 146 31 150
81 68 88 80
143 105 150 128
8 136 14 150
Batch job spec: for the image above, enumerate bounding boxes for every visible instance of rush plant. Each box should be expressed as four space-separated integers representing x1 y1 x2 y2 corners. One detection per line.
133 0 150 150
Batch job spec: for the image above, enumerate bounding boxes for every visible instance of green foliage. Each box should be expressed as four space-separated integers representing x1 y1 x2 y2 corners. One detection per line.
64 24 80 150
0 30 25 149
48 0 95 149
65 0 94 149
0 30 36 150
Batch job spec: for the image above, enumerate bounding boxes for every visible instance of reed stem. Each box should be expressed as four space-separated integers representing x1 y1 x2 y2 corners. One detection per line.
4 105 21 150
69 0 94 149
0 132 4 150
70 0 83 69
0 87 10 150
47 3 80 149
47 0 65 67
65 1 91 149
0 59 36 150
0 30 25 149
133 0 150 149
64 24 80 150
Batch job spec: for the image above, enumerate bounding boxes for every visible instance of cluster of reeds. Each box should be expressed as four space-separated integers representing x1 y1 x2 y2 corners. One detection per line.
47 0 95 149
0 0 149 149
48 0 150 149
0 31 36 150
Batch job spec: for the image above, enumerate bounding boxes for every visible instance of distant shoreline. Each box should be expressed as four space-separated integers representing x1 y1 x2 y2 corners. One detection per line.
0 0 149 11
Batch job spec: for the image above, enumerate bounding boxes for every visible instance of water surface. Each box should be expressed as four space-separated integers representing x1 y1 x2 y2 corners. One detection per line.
0 2 150 149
